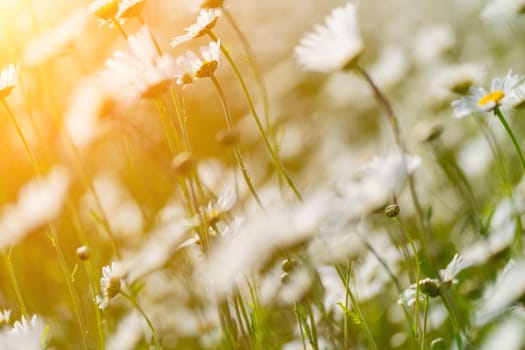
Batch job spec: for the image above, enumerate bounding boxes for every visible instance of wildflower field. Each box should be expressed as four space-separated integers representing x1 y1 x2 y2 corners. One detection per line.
2 0 525 348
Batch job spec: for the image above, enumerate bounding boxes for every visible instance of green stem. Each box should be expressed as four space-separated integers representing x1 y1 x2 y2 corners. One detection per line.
49 227 91 350
494 107 525 173
223 9 272 134
396 217 421 343
338 264 378 350
440 290 463 350
120 290 161 350
2 248 28 319
210 74 263 208
84 259 106 350
422 296 429 350
1 99 41 175
355 65 429 253
493 107 524 255
207 31 302 201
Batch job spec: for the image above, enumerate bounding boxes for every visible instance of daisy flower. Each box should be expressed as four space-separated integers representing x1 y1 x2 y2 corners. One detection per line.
452 70 524 118
177 40 221 81
169 8 222 48
96 262 123 310
294 3 364 73
118 0 147 19
103 26 177 99
0 64 18 99
89 0 119 21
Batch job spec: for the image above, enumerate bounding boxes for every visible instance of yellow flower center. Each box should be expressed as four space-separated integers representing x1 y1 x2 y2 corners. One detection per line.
94 0 119 20
478 90 505 106
195 60 218 78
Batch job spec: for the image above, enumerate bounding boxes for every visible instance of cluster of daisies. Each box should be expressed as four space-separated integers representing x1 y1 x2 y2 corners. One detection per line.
2 0 525 348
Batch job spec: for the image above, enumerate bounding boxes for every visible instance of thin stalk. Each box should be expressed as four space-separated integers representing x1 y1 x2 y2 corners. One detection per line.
223 9 272 134
396 217 421 343
294 303 308 350
335 264 378 350
487 109 523 255
354 234 419 348
355 65 428 249
1 99 41 175
111 18 128 40
120 290 161 350
2 99 90 348
48 228 90 349
439 290 462 350
82 257 106 350
2 249 28 319
494 107 525 172
208 31 302 201
422 296 429 350
210 74 263 208
303 299 319 350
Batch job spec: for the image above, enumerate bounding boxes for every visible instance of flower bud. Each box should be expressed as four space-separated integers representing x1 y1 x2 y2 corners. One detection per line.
385 204 400 218
76 245 90 260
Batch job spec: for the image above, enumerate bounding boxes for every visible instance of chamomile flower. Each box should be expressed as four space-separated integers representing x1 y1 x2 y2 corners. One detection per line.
294 3 364 73
0 64 18 99
89 0 119 21
452 70 524 118
118 0 147 19
103 26 177 99
178 40 221 81
96 262 124 310
169 8 222 48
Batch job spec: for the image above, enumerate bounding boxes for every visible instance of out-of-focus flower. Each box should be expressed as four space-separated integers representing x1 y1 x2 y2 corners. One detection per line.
0 167 71 249
118 0 147 19
476 259 525 325
81 172 144 238
103 26 177 99
0 310 11 327
170 8 222 48
22 10 89 67
479 314 525 350
294 3 363 73
96 262 124 310
413 24 455 65
0 315 47 350
452 70 524 118
481 0 525 20
89 0 119 21
0 64 18 99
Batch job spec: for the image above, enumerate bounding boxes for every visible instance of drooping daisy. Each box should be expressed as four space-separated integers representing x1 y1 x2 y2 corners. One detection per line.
96 262 123 310
103 26 177 99
294 3 364 73
169 8 222 48
118 0 147 20
452 70 524 118
0 64 18 99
